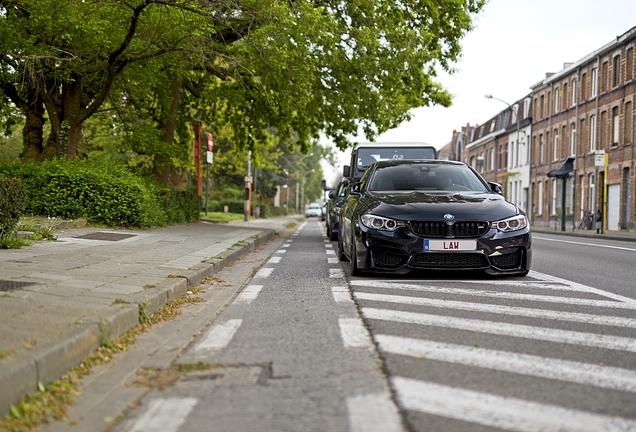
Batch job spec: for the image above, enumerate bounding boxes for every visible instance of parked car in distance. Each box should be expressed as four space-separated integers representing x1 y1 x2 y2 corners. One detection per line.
305 202 323 218
326 178 349 240
338 159 531 277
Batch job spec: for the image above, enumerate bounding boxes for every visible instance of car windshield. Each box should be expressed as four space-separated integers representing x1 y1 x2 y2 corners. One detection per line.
367 163 488 193
308 204 320 209
356 147 436 169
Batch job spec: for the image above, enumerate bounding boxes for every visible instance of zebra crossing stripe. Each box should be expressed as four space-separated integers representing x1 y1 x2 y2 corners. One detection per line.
362 308 636 353
392 377 636 432
234 285 263 304
129 397 197 432
339 318 374 349
377 335 636 393
354 291 636 329
350 281 636 310
347 392 402 432
268 256 281 264
330 268 344 278
195 319 242 352
531 270 636 305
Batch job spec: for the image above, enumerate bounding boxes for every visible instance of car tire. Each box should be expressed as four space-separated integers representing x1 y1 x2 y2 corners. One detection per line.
329 223 337 241
349 233 361 276
337 232 347 261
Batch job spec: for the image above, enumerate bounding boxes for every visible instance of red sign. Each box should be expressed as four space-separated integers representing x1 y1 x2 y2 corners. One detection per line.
208 134 214 152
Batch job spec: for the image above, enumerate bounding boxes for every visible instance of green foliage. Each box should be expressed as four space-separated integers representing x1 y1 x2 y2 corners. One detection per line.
219 199 245 214
0 160 199 228
0 176 27 236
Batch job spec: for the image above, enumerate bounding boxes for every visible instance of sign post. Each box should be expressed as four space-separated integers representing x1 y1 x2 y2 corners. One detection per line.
205 134 213 215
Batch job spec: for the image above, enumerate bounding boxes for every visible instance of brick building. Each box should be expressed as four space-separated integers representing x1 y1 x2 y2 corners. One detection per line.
459 25 636 231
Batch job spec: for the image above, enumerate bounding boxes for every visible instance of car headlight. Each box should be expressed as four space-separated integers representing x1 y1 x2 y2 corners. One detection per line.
360 214 402 231
491 215 528 232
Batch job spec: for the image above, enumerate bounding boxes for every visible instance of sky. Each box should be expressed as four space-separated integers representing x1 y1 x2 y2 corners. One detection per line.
321 0 636 184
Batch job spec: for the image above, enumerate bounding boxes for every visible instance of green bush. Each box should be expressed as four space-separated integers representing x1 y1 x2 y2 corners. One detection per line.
0 160 200 228
0 177 27 236
204 200 221 213
219 199 244 214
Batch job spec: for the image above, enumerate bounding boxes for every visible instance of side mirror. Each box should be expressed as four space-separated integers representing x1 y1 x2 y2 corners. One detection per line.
488 182 504 195
348 182 362 196
328 190 334 199
343 165 350 178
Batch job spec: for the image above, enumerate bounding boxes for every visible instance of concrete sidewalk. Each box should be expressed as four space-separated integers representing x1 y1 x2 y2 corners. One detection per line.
0 215 303 416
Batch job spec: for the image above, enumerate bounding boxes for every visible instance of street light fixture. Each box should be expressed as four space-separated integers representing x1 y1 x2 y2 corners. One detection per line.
485 94 521 182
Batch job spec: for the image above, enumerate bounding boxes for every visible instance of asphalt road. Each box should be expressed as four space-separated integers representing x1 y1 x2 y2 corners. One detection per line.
43 219 636 432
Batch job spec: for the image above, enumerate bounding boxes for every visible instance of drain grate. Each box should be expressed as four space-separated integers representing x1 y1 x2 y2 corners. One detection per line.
75 232 136 241
0 280 37 292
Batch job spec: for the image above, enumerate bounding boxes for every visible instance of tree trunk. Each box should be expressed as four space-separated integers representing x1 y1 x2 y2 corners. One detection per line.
154 73 185 185
19 97 46 162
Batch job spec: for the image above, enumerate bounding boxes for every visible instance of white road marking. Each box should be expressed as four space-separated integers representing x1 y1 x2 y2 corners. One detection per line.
350 280 636 310
354 291 636 328
268 256 281 264
328 258 339 264
274 249 287 253
326 250 335 255
330 268 344 278
234 285 263 304
530 270 636 305
129 397 197 432
339 318 374 349
282 244 290 248
195 319 242 351
362 308 636 353
255 268 274 278
332 287 353 303
377 335 636 393
347 392 402 432
392 377 636 432
534 235 636 252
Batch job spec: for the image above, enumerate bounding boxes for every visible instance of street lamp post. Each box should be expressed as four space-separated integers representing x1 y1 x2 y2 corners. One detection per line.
300 169 315 215
485 94 521 201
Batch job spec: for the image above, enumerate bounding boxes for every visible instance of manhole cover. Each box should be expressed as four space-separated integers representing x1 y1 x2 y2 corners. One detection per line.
0 280 37 292
75 232 136 241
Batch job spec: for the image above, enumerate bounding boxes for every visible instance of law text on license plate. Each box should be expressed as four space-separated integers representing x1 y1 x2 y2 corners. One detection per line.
424 239 476 251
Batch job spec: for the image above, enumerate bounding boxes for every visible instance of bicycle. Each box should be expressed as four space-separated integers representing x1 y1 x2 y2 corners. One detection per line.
577 211 594 230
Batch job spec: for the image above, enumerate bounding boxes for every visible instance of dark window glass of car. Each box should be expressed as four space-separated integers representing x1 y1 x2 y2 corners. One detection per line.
367 164 488 192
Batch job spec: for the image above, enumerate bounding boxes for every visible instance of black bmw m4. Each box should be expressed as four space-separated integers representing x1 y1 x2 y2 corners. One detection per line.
337 159 531 277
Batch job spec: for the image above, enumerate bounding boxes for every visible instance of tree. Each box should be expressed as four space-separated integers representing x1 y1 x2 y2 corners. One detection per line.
0 0 486 175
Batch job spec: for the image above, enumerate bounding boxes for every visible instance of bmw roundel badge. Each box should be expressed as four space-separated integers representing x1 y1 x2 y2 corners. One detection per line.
444 214 455 221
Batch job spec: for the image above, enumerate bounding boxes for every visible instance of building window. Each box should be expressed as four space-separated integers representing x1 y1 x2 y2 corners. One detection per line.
554 88 560 112
590 114 597 151
551 179 557 215
539 134 544 163
581 73 587 100
571 79 577 106
537 180 543 216
601 61 608 93
613 55 621 87
626 101 633 145
591 68 598 97
478 125 484 138
553 128 559 161
612 106 619 146
579 118 586 154
490 148 495 171
627 47 634 81
600 110 607 149
490 121 495 133
570 123 576 156
470 155 476 169
588 173 595 212
540 95 545 118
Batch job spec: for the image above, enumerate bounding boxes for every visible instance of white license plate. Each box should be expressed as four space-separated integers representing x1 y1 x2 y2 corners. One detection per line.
424 239 476 251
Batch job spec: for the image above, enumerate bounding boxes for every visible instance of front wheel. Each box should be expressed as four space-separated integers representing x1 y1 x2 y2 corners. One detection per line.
337 232 347 261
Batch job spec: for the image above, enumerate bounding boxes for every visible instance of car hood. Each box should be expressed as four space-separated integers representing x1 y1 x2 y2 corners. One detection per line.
362 191 519 221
